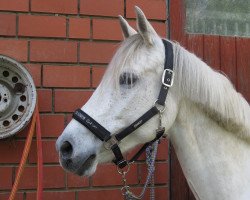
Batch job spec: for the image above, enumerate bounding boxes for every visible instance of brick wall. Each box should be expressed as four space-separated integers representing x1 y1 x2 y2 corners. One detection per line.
0 0 169 199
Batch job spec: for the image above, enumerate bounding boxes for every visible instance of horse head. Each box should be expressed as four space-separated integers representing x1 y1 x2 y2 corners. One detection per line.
56 6 179 176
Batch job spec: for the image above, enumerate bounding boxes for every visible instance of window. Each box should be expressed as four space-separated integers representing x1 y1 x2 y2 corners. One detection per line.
185 0 250 37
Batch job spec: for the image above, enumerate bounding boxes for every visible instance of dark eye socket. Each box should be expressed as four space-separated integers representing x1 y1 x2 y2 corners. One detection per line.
119 72 138 87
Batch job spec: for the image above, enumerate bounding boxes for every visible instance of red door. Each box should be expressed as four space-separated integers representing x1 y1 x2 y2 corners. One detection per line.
169 0 250 199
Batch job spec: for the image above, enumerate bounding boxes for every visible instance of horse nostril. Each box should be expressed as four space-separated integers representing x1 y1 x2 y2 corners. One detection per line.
60 141 73 158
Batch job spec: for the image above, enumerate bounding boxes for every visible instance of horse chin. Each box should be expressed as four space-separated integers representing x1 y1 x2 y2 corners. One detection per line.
59 154 98 177
74 154 98 177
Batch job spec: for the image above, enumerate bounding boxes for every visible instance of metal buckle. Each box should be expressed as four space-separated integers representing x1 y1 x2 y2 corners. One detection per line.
162 69 174 88
104 136 119 150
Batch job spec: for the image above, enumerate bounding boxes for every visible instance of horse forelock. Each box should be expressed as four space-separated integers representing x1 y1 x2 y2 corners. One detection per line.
173 43 250 139
100 34 165 92
100 34 145 90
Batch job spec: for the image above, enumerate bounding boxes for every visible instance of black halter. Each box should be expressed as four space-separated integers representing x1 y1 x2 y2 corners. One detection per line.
73 39 174 168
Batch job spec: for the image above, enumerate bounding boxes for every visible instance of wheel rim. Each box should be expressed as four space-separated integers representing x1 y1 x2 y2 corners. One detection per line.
0 55 36 139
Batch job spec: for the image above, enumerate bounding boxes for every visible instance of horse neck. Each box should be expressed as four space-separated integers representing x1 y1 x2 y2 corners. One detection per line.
173 44 250 137
169 99 250 200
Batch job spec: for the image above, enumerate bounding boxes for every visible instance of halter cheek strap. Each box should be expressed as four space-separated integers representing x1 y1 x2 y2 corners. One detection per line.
157 40 174 105
72 39 174 168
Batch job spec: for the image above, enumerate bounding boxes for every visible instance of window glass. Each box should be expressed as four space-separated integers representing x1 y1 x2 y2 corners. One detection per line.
185 0 250 37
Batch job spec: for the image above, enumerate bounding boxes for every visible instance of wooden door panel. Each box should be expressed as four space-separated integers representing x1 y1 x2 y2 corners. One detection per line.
169 1 249 199
236 38 250 102
220 37 237 86
203 35 220 71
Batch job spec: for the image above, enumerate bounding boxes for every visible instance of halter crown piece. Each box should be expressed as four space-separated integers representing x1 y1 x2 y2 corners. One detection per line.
72 39 174 168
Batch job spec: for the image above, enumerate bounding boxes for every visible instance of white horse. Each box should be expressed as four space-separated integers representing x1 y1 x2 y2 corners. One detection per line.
56 7 250 200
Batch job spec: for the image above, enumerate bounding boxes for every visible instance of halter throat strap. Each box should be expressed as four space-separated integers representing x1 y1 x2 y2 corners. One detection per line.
72 39 174 168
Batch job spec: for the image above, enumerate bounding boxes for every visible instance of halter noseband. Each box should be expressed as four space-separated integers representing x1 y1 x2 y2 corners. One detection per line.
72 39 174 168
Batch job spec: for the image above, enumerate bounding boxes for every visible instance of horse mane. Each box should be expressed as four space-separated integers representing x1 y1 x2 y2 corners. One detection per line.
173 42 250 139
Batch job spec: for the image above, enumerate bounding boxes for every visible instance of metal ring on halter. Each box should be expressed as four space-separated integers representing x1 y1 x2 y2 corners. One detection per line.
121 186 130 195
117 162 130 175
104 135 119 150
154 100 166 113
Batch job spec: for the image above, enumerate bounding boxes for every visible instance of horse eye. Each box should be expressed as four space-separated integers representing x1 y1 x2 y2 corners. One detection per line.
119 72 138 87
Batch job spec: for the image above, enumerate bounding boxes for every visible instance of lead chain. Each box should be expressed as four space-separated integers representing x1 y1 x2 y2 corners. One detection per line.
121 140 159 200
121 110 164 200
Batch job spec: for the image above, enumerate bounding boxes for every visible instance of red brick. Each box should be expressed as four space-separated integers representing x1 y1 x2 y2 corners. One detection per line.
67 172 89 188
93 19 122 41
78 189 122 200
126 145 146 161
25 64 41 87
0 140 24 163
19 15 66 38
31 0 77 14
0 0 28 12
151 21 167 37
155 162 169 184
154 187 169 200
65 114 73 125
54 90 93 112
37 89 52 112
0 13 16 36
80 42 118 63
92 163 138 186
43 166 65 188
26 191 75 200
16 166 65 189
69 18 90 39
134 186 169 200
30 40 77 63
15 166 37 189
126 0 167 20
139 162 169 184
40 114 65 137
29 140 59 163
156 138 169 160
0 167 12 189
80 0 123 16
0 39 27 61
0 193 23 200
92 66 106 87
128 20 167 38
43 65 90 88
153 187 169 200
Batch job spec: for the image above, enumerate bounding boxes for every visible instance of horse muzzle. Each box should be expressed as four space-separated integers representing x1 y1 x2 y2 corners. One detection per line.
56 137 97 176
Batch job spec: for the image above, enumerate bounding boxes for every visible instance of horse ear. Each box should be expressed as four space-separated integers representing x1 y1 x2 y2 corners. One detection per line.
118 15 137 39
135 6 157 45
